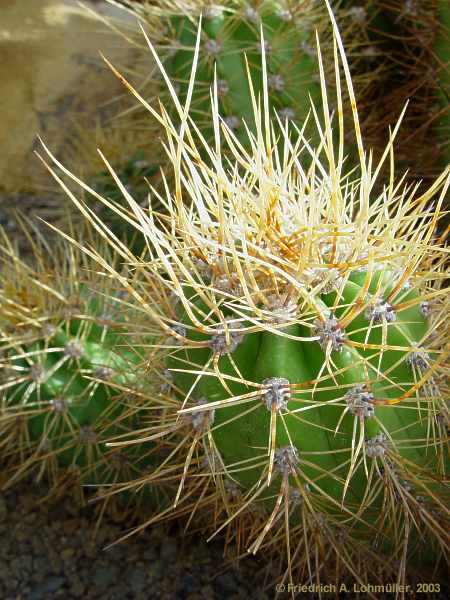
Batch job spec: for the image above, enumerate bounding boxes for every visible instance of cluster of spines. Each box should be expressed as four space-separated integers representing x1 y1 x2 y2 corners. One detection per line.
0 224 172 519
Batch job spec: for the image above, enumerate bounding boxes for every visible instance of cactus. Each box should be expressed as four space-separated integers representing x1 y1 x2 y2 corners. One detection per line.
38 1 449 589
114 0 386 159
89 150 160 254
164 0 323 146
59 122 164 254
0 222 166 514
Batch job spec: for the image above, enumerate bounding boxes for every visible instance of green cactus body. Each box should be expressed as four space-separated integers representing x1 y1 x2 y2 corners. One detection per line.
159 262 448 573
3 319 136 491
168 271 441 509
39 1 449 583
0 234 154 499
163 1 325 148
6 325 135 468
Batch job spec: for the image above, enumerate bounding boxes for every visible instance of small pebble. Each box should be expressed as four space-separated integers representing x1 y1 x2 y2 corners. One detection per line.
28 576 65 600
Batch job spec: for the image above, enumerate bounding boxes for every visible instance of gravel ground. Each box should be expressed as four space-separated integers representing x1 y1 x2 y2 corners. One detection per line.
1 479 447 600
0 480 450 600
0 481 271 600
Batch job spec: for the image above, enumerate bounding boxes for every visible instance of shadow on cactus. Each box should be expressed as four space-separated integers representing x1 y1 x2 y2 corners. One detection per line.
38 0 449 593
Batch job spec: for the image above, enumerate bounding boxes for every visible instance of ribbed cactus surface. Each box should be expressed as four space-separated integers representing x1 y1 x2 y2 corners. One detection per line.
165 1 322 144
0 229 150 500
169 270 440 498
119 0 383 156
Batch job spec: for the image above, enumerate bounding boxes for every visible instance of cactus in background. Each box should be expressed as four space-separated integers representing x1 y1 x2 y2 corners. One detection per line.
0 222 167 514
38 0 449 589
113 0 385 159
162 0 324 146
56 118 164 255
88 150 160 254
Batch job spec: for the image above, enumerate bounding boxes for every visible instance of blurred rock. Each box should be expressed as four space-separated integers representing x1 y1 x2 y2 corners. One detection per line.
0 0 146 194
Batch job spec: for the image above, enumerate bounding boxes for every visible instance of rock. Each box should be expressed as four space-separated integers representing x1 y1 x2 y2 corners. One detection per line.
179 572 196 595
128 566 147 591
0 0 150 194
61 548 76 562
160 536 177 560
67 574 85 598
214 573 239 596
32 556 50 577
92 565 118 588
63 518 80 536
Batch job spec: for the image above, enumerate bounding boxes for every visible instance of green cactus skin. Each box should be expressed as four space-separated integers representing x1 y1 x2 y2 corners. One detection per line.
166 268 448 557
0 229 157 503
3 315 134 467
165 1 323 147
121 0 383 156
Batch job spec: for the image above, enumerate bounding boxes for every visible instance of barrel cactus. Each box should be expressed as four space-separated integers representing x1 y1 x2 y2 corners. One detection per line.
0 223 162 514
160 0 324 146
39 1 449 588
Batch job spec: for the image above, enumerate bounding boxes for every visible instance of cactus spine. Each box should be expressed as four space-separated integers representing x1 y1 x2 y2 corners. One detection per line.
435 0 450 167
368 0 450 181
164 0 323 145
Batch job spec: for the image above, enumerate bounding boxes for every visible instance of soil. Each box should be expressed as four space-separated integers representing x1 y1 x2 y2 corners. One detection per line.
0 479 272 600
